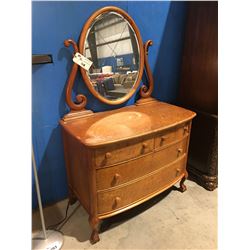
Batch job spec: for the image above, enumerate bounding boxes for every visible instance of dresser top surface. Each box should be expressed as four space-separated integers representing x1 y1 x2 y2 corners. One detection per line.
60 101 196 147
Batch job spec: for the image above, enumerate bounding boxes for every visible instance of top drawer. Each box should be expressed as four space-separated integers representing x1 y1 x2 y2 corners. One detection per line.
95 137 154 168
155 123 190 149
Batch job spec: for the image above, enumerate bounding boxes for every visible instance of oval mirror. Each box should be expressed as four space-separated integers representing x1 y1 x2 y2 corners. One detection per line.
79 6 144 105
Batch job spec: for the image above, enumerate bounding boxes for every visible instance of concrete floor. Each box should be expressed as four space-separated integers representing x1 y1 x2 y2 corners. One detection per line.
32 180 217 249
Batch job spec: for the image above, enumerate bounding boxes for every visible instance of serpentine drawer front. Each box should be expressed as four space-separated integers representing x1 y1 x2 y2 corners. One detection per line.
96 136 188 191
97 156 186 215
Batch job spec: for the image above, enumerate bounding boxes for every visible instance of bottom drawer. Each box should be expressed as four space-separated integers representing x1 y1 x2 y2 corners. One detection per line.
97 156 186 214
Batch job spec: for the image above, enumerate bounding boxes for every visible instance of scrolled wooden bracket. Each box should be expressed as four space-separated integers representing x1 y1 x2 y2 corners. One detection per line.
140 40 154 98
64 39 79 54
64 39 87 111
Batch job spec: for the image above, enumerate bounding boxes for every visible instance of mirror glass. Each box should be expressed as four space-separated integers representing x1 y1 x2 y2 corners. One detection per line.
84 11 140 100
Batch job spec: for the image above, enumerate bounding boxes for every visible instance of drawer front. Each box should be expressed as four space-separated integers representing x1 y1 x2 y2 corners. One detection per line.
95 137 154 168
96 154 154 191
96 138 188 191
154 138 188 167
97 157 186 214
155 123 190 149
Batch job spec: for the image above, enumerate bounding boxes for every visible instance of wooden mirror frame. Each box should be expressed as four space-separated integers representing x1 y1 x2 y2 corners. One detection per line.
63 6 154 119
79 6 144 105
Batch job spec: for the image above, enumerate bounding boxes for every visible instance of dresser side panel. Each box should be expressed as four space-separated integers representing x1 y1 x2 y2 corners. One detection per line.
62 128 90 213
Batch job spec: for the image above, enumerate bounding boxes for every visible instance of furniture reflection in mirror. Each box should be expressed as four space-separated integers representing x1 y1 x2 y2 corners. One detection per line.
60 6 196 244
84 11 140 100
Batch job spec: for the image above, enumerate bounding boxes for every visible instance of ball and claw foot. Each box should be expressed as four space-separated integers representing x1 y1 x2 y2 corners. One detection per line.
179 182 187 193
89 216 100 244
90 229 100 244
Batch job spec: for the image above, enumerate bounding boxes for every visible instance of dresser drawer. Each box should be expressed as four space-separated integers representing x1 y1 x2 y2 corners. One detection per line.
97 157 186 214
96 138 188 191
95 137 154 168
96 154 154 191
154 138 188 167
155 123 189 149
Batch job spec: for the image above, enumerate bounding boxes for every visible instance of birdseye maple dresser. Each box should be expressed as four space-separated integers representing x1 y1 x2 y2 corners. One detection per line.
60 6 196 244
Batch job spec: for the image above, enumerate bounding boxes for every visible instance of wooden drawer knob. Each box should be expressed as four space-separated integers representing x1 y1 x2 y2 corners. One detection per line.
176 168 181 176
111 173 121 186
177 148 183 156
113 196 121 208
114 173 121 183
105 152 112 159
183 126 189 134
142 142 148 148
161 136 168 141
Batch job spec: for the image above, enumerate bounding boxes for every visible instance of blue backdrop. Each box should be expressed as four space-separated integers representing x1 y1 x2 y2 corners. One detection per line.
32 1 187 208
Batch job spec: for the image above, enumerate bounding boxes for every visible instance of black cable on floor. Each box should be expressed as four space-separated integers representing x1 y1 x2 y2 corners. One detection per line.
46 200 70 230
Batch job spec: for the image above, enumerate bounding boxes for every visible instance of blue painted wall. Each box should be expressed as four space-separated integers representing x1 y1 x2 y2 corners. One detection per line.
32 1 187 208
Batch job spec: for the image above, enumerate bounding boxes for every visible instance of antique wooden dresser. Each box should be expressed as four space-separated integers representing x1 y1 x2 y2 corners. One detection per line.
60 6 196 244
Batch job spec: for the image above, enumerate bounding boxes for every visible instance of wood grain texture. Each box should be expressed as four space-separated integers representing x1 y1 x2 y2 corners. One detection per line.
61 129 90 213
178 1 218 114
61 101 195 147
96 135 188 191
177 1 218 191
96 153 154 190
154 138 187 166
61 101 195 243
97 156 186 214
95 137 154 168
154 124 189 149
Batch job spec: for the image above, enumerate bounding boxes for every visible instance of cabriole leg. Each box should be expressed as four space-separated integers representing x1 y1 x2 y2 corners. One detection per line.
179 171 188 193
89 216 100 244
